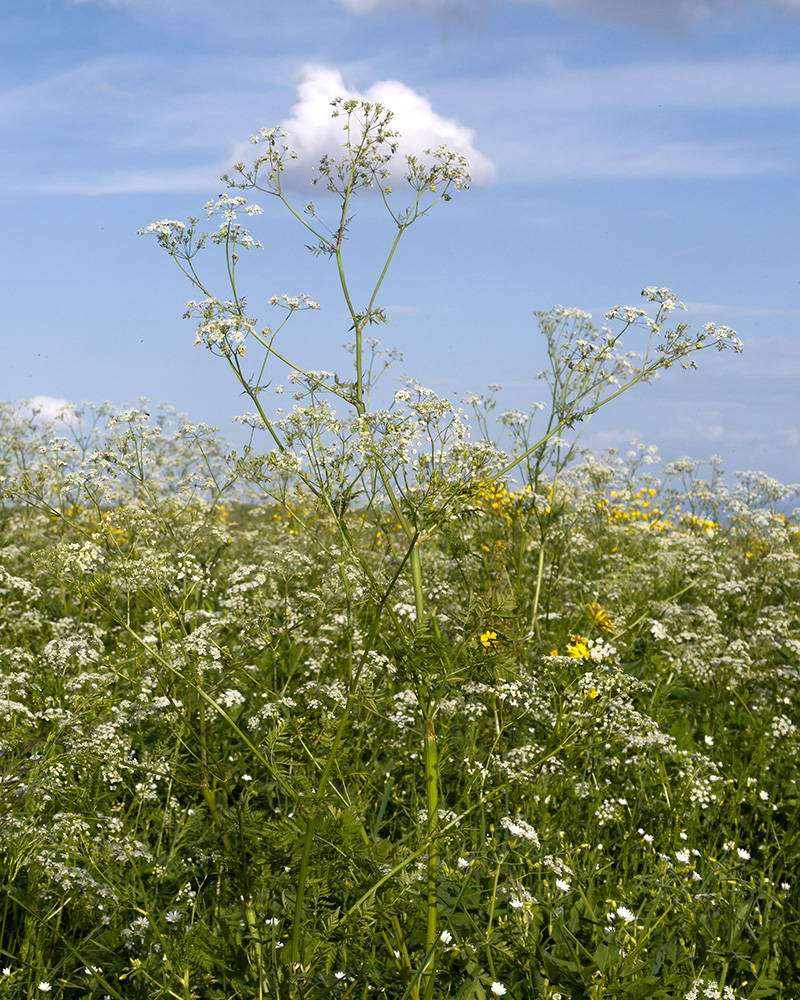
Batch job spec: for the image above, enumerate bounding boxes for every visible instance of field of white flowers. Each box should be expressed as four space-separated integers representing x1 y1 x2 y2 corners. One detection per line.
1 98 798 999
1 399 798 999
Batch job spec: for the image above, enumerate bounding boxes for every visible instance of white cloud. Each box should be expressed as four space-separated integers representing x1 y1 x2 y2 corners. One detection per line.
3 57 495 195
5 46 798 193
21 397 79 425
253 64 496 188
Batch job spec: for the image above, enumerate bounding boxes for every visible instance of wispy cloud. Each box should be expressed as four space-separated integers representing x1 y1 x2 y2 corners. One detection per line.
64 0 800 30
504 59 800 111
336 0 800 30
26 165 228 196
337 0 482 12
517 133 782 180
522 0 800 32
433 55 800 180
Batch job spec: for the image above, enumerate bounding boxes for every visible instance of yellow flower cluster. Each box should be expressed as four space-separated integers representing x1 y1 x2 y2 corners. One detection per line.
471 482 532 523
599 489 720 536
598 488 671 531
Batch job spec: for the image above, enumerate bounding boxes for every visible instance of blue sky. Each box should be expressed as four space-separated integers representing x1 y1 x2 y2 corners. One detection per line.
2 0 799 486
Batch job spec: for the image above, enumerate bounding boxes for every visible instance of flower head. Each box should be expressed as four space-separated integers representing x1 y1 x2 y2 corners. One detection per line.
584 600 616 635
480 630 499 649
567 634 591 660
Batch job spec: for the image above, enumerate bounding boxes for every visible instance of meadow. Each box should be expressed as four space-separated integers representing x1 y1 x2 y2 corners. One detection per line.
1 98 799 999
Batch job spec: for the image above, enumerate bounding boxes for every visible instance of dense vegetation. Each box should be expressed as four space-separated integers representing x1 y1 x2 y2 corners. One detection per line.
1 402 798 999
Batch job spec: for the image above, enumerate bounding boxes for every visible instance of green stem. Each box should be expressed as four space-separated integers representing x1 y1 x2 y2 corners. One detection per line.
410 545 425 621
422 715 439 1000
484 853 506 981
529 541 547 638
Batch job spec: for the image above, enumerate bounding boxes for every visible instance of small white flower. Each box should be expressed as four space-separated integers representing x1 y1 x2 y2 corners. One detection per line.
500 816 540 845
616 906 635 923
457 857 470 868
38 984 52 993
491 984 507 996
166 910 183 923
737 848 751 860
556 878 571 892
440 929 453 944
675 850 691 864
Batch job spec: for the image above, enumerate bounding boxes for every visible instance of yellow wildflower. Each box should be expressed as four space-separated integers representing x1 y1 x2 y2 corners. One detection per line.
480 630 499 650
567 633 591 661
584 600 616 635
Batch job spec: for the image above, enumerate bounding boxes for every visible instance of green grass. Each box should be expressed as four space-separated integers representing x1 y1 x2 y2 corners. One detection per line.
1 405 798 999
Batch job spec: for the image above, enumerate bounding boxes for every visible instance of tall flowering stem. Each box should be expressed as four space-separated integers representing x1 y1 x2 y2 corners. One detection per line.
422 713 440 1000
138 95 746 997
141 111 470 981
484 292 743 632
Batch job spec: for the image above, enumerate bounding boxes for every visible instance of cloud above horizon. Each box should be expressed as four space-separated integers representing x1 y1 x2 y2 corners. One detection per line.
232 65 497 189
20 396 79 425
